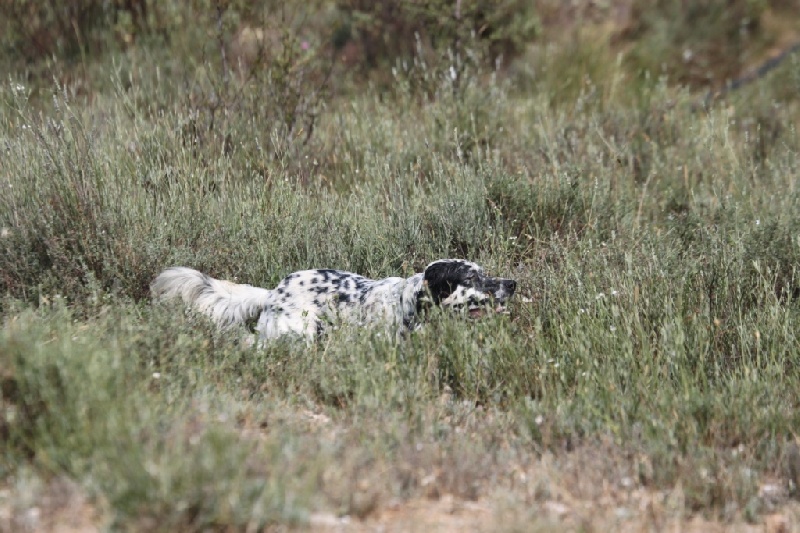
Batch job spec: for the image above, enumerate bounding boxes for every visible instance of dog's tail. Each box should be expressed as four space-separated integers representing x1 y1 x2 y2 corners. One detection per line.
151 267 273 328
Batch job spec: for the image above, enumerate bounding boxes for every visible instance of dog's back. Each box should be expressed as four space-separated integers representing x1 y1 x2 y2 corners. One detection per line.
151 266 412 340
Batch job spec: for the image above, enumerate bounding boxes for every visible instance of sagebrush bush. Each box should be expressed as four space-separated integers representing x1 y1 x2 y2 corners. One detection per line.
0 0 135 63
622 0 769 87
334 0 539 70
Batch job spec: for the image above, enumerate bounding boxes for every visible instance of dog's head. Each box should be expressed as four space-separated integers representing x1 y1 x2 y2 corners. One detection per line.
418 259 517 318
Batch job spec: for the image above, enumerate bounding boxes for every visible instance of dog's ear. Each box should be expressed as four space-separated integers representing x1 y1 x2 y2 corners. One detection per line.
422 260 459 304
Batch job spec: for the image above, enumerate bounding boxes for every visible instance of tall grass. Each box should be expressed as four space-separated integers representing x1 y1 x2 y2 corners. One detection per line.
2 2 800 529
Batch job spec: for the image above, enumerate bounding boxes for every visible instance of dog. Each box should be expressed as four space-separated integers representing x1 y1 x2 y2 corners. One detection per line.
151 259 517 341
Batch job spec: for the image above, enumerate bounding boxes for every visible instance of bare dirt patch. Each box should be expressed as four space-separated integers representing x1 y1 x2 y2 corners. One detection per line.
0 477 103 533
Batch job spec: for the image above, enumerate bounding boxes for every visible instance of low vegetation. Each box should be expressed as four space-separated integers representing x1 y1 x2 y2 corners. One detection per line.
1 0 800 530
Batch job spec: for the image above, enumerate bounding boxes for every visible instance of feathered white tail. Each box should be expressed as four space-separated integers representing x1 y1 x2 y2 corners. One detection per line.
151 267 273 328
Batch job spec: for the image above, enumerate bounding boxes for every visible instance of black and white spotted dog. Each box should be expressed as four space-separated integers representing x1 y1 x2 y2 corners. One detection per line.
151 259 516 341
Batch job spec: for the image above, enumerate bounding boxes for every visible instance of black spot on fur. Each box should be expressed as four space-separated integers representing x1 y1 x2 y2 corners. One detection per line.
316 269 343 283
422 260 474 304
245 314 259 333
467 296 484 306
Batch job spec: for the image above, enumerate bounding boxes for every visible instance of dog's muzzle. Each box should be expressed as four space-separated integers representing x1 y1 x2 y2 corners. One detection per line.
470 278 517 318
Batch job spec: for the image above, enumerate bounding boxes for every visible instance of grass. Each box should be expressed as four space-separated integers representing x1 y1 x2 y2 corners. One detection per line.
2 2 800 530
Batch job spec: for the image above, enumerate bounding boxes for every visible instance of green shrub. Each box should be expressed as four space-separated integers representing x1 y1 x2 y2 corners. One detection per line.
334 0 539 71
623 0 769 87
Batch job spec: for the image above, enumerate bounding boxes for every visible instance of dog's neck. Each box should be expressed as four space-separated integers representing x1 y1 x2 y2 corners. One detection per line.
400 273 426 329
